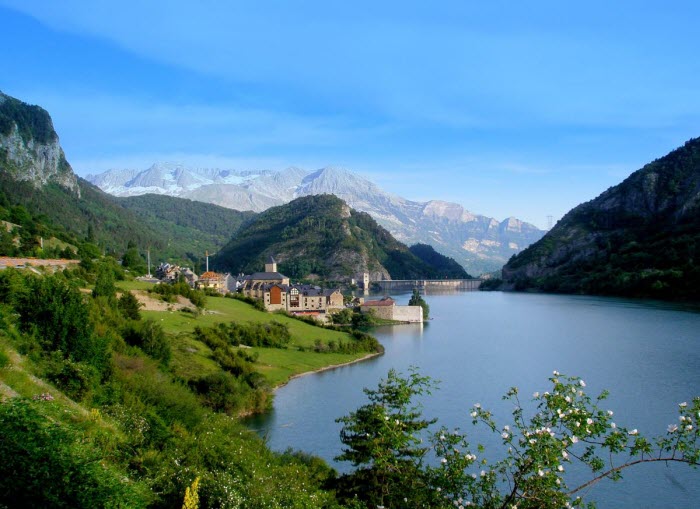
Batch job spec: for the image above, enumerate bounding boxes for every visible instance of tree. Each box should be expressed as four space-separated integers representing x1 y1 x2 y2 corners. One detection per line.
337 369 700 509
122 246 146 274
16 274 106 368
408 289 429 320
118 291 143 320
335 368 437 508
92 263 116 301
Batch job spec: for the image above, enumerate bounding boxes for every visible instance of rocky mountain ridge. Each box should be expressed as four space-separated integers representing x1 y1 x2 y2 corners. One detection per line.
502 137 700 300
87 163 544 274
0 92 79 196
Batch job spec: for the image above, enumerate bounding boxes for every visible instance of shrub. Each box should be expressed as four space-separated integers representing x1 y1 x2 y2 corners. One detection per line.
0 399 151 508
122 319 171 365
118 291 142 320
42 355 99 401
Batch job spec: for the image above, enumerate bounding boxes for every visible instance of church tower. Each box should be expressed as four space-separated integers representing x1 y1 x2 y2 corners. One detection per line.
265 255 277 273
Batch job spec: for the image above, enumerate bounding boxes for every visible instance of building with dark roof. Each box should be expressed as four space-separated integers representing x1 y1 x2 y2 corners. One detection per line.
239 260 343 316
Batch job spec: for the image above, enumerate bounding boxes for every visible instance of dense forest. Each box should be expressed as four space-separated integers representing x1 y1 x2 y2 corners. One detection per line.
0 91 57 144
409 243 471 279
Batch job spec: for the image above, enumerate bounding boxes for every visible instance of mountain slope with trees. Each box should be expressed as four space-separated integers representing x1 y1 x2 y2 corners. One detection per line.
502 137 700 300
213 194 466 280
0 91 254 267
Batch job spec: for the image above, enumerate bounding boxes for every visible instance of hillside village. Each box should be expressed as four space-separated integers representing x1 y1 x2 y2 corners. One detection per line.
153 255 423 322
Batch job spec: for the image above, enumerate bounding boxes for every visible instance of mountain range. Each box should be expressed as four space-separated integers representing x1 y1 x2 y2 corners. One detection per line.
502 137 700 300
87 163 545 275
0 90 469 281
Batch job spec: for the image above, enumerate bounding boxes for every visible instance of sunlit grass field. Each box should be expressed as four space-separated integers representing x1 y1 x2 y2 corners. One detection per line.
136 288 378 385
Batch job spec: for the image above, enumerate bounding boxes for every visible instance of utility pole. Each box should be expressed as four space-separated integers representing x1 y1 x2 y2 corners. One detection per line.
206 250 209 272
147 247 152 278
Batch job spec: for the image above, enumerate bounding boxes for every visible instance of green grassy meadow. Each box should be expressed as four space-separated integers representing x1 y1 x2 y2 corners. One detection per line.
140 292 379 385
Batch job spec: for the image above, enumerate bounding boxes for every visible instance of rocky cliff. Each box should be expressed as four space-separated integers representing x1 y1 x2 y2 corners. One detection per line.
502 137 700 300
0 92 79 196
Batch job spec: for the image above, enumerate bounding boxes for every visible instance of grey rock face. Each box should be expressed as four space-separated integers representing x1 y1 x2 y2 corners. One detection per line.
0 124 79 196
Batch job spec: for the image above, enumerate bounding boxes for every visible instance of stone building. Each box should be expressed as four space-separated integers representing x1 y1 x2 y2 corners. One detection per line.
360 296 423 323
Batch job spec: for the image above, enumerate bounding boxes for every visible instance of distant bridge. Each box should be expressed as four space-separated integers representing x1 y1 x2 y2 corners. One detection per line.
373 278 483 292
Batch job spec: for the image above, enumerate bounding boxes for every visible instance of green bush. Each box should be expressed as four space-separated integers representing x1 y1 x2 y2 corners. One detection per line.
42 355 99 401
122 319 171 365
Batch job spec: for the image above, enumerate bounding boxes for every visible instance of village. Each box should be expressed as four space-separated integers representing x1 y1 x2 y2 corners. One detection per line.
152 256 423 323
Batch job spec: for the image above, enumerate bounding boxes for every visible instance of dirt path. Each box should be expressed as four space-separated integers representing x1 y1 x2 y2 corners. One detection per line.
132 290 194 311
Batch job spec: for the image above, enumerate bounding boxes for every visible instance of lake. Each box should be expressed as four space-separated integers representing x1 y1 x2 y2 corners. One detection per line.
246 291 700 508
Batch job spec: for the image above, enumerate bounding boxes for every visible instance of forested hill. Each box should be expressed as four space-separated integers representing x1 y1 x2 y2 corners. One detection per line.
502 137 700 300
409 243 471 278
117 194 255 258
213 194 467 280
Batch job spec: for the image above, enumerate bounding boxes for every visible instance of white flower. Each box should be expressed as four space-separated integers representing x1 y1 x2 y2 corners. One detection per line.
474 403 481 409
611 422 616 429
668 424 678 433
607 410 614 416
529 438 536 444
562 450 568 459
571 436 579 443
384 416 389 420
680 416 686 422
440 434 446 441
538 469 545 477
565 396 572 403
579 380 586 387
556 478 561 485
441 458 448 464
480 470 486 477
503 425 510 431
558 465 564 471
471 473 477 479
502 432 510 439
553 370 560 376
686 425 693 431
586 418 594 425
680 402 688 408
628 429 639 436
470 411 477 418
533 391 540 398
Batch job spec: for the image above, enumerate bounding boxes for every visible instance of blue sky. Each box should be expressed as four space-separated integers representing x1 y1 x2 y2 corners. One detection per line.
1 1 699 228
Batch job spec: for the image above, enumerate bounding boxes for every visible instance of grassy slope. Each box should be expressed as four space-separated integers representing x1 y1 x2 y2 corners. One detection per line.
134 287 378 386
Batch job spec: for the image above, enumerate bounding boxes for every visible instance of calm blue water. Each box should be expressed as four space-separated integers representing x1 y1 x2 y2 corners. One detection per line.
246 292 700 508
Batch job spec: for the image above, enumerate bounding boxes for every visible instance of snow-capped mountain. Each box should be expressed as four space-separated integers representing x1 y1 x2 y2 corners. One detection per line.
86 164 544 274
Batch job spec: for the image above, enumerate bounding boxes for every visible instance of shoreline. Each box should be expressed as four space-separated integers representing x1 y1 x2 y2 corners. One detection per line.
274 350 383 391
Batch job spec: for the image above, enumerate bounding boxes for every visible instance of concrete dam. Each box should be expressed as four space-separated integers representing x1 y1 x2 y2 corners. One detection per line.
373 279 483 292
